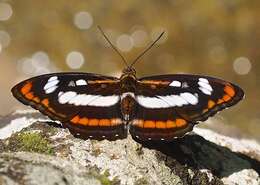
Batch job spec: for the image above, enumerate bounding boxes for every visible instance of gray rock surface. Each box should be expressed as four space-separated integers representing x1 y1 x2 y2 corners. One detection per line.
0 110 259 185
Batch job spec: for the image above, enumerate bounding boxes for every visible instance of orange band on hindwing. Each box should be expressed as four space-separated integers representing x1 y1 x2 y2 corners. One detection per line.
133 119 187 129
70 116 121 127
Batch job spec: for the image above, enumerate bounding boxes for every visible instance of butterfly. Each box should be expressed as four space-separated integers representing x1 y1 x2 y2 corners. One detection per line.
11 28 244 141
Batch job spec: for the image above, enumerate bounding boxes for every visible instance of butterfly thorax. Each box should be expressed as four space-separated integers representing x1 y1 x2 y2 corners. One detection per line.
119 68 137 122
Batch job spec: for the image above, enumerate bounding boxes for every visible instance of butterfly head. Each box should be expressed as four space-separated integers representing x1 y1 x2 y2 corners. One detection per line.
121 67 136 80
122 67 136 76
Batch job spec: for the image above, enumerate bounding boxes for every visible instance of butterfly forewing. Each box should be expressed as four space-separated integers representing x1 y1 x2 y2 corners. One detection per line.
129 74 244 141
12 72 127 140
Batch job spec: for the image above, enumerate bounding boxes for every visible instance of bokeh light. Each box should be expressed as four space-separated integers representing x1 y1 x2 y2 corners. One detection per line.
0 30 11 48
16 52 54 75
0 3 12 21
233 57 252 75
116 34 133 52
32 51 50 68
18 58 35 75
66 51 85 69
131 30 148 48
74 11 93 30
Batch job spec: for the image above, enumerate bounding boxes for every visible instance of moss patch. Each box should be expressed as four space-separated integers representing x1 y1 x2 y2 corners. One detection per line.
89 167 120 185
16 132 54 155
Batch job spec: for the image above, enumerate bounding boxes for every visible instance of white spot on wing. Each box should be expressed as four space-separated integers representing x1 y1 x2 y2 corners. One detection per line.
44 76 59 94
137 93 200 108
58 92 64 97
60 91 119 107
198 78 213 95
180 92 198 105
80 95 100 106
45 86 58 94
76 79 87 86
198 81 213 91
88 95 119 106
199 78 209 83
58 91 77 104
48 76 58 82
68 94 87 106
172 95 188 106
169 80 181 87
68 81 75 87
137 96 170 108
158 95 188 107
182 82 189 88
44 80 59 90
199 87 211 95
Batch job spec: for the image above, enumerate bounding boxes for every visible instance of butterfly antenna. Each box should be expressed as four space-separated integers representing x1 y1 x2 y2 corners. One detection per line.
130 31 165 68
97 26 129 67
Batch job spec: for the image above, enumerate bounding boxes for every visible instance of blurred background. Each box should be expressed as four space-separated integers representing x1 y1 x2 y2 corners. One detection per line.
0 0 259 141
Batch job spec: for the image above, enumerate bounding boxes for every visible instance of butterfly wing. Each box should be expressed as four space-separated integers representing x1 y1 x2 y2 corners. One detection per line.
12 72 127 140
130 74 244 141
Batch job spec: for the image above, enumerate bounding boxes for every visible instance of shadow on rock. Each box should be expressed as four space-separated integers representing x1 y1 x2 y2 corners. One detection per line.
134 133 260 178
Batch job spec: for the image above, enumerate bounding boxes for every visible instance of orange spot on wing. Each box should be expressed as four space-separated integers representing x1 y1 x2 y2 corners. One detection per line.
133 119 143 128
208 100 216 109
217 99 224 104
88 119 99 126
99 119 110 126
111 118 121 126
166 120 176 128
224 85 235 97
33 97 40 103
25 92 34 100
176 119 187 127
41 98 49 107
144 120 155 128
79 117 88 125
21 82 32 95
71 115 80 124
156 121 166 129
223 95 231 102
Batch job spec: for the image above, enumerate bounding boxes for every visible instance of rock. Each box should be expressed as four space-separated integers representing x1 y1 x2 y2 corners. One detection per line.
0 110 259 185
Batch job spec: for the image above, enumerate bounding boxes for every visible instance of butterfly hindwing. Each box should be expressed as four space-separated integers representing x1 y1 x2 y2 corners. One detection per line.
12 72 127 140
129 74 244 141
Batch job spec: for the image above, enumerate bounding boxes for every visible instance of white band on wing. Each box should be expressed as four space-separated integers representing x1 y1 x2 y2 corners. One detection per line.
137 92 198 108
58 91 119 107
